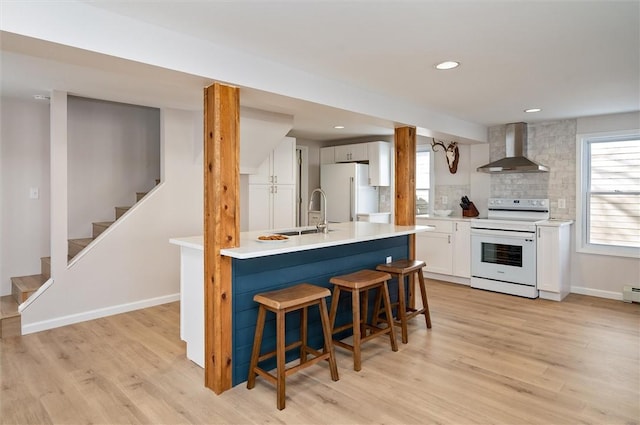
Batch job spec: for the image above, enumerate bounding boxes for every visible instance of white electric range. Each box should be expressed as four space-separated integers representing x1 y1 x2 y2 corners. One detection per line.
470 198 550 298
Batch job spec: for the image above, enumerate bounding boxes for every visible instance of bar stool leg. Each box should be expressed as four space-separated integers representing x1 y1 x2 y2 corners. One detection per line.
247 305 267 390
396 273 409 344
417 270 432 328
371 287 383 328
381 282 399 352
300 306 308 362
351 289 362 371
329 286 341 330
276 310 286 410
319 298 339 381
361 288 369 337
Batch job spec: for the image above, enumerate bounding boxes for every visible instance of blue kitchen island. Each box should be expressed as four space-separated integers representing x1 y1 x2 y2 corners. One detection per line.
170 221 431 386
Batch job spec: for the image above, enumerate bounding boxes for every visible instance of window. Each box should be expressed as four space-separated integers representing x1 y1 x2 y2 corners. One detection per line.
416 148 432 214
577 130 640 258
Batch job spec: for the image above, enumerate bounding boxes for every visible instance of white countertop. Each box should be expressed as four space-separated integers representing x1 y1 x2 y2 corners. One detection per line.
416 214 482 221
537 219 574 227
170 221 432 259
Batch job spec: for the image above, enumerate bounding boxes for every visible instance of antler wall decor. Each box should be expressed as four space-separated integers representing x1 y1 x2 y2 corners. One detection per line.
431 138 460 174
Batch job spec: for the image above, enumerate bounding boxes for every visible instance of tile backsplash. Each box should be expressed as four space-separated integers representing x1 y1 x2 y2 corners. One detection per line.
379 186 391 212
434 184 471 215
490 120 576 220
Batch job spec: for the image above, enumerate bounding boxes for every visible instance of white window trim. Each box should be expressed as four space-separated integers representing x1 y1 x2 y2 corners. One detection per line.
576 129 640 258
416 144 435 214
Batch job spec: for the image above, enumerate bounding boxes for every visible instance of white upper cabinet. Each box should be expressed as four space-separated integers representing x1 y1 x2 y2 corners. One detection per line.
320 146 335 164
249 137 296 185
323 141 391 186
367 141 390 186
248 136 297 231
334 143 368 162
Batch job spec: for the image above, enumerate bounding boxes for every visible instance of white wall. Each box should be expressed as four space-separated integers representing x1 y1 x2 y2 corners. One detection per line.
21 102 203 333
296 138 323 196
67 97 160 238
423 134 491 216
0 98 51 296
468 143 491 216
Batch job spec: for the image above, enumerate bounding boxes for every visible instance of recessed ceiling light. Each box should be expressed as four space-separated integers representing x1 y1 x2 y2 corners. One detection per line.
435 61 460 70
33 94 50 100
525 108 542 113
334 125 345 129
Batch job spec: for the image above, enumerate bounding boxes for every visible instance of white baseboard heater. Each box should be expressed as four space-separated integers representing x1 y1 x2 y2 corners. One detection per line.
623 285 640 303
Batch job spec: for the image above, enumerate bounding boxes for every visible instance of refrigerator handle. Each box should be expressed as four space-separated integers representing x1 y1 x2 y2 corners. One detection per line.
350 177 354 221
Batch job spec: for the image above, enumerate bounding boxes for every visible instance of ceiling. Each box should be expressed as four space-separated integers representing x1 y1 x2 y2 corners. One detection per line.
1 1 638 142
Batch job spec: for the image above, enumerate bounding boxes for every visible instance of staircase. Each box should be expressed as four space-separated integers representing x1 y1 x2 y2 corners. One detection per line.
0 185 157 338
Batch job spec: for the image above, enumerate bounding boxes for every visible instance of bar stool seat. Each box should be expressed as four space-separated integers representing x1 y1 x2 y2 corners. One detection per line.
375 259 432 343
247 283 339 410
329 269 398 371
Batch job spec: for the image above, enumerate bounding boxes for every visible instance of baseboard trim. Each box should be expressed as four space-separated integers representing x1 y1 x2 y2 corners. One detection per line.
21 293 180 335
423 271 470 286
570 286 622 300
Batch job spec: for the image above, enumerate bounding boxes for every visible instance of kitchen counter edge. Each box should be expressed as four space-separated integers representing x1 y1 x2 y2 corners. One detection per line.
170 222 432 259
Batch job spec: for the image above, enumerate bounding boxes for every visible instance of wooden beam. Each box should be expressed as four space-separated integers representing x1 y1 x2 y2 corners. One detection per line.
203 82 240 394
394 126 416 227
395 126 417 307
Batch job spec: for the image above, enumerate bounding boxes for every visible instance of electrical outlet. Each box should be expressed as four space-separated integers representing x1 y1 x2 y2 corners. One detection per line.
386 256 392 264
558 198 566 209
441 196 448 205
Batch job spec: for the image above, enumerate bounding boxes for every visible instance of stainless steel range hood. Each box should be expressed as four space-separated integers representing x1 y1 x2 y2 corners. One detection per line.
477 122 549 173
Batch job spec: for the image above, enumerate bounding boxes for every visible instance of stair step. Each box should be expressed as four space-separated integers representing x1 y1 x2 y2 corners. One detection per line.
11 274 47 304
136 192 147 202
68 238 93 259
0 295 21 338
92 221 114 238
115 206 130 219
41 256 51 279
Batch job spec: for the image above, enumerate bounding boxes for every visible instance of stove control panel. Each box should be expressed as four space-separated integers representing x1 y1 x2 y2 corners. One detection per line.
488 198 548 211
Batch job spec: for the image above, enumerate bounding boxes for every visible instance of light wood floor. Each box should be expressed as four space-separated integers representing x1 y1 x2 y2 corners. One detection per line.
1 280 638 424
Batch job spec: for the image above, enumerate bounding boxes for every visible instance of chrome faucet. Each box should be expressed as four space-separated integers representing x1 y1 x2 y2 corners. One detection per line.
308 188 329 233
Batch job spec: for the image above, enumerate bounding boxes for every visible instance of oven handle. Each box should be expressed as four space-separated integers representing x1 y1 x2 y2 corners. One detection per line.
471 228 536 240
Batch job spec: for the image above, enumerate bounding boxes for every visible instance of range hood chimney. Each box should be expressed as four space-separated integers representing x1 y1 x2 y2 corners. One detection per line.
477 122 549 173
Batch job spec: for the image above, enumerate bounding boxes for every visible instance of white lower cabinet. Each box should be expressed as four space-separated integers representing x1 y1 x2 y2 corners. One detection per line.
248 184 296 231
416 218 471 280
537 221 572 301
452 221 471 277
416 231 453 274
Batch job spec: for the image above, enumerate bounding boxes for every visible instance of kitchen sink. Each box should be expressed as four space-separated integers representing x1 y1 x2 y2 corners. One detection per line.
278 228 333 236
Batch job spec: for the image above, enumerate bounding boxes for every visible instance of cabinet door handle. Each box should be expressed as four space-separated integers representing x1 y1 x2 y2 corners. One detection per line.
274 185 278 194
455 222 458 231
537 228 540 238
274 175 278 184
448 235 451 244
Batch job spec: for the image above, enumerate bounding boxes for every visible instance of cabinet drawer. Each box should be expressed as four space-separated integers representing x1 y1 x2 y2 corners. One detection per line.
416 218 453 233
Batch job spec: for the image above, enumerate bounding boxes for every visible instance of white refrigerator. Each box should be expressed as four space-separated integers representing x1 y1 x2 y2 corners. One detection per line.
320 163 378 222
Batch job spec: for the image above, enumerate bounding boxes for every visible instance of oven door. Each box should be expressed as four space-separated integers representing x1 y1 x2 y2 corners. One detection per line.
471 228 536 286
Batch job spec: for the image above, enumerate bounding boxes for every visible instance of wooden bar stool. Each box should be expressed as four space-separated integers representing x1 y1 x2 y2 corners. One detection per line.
329 269 398 371
247 283 339 410
375 259 432 344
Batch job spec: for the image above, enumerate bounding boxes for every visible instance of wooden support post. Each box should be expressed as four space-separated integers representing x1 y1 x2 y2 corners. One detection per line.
394 126 417 227
203 82 240 394
394 127 417 307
